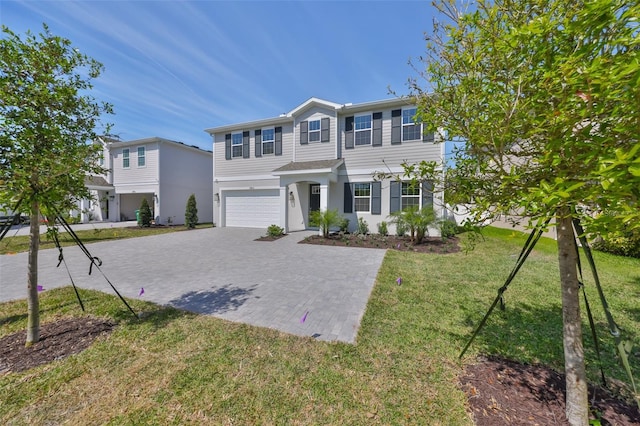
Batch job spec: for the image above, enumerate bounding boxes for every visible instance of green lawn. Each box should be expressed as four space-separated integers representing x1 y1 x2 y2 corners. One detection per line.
0 225 203 255
1 227 638 424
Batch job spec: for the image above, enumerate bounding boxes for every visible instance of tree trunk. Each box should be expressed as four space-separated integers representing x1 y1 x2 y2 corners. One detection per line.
556 207 588 425
26 200 40 345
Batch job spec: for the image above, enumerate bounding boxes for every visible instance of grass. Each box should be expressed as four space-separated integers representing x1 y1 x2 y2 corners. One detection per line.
0 224 206 255
1 226 638 424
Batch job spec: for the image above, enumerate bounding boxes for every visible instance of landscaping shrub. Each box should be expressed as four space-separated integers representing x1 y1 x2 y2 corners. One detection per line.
339 217 350 233
139 198 152 227
267 224 284 237
388 206 436 243
355 217 369 235
592 227 640 258
439 218 460 239
377 220 388 236
185 194 198 229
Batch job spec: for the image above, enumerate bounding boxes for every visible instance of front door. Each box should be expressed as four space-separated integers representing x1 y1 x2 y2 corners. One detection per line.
309 184 321 214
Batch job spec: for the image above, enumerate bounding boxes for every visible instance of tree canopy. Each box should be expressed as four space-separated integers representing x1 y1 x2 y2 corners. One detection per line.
0 24 112 344
0 24 112 213
410 0 639 423
414 0 640 234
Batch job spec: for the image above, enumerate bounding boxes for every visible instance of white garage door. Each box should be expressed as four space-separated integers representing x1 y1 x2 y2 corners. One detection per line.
224 190 280 228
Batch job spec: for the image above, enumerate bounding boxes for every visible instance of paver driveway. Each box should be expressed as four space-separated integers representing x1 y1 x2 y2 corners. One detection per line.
0 227 386 342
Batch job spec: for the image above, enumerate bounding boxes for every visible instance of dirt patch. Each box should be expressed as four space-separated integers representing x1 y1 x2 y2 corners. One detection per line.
0 316 115 374
461 355 640 425
300 233 461 254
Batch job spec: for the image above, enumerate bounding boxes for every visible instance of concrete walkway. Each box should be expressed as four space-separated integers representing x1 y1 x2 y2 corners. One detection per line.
0 227 386 343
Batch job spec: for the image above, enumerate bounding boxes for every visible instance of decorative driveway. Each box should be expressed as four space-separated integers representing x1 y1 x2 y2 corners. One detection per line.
0 227 385 343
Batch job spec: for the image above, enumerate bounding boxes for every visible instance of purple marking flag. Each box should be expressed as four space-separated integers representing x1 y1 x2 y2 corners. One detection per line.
300 311 309 324
397 243 401 250
396 277 402 286
37 285 44 292
139 287 145 296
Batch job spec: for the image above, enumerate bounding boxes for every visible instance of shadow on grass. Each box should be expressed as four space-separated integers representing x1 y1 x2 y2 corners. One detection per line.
169 284 258 315
461 301 639 385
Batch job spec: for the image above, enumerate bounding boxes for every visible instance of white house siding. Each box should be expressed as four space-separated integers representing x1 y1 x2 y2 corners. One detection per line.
294 106 337 163
213 123 295 178
112 143 159 187
158 142 213 225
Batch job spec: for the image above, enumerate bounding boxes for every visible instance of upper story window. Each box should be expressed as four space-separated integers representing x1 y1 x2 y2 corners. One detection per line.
262 128 275 155
401 182 421 209
354 183 371 212
354 114 372 146
122 148 130 168
308 119 321 142
402 108 422 141
232 133 243 157
137 146 146 167
98 155 104 166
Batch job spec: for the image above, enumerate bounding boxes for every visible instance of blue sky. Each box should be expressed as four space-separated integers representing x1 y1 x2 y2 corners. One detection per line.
2 1 438 151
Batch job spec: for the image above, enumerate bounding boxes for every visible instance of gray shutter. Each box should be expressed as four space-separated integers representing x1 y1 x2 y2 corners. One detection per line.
225 133 232 160
390 181 401 213
343 182 353 213
372 112 382 146
321 117 330 142
422 126 435 143
242 131 250 159
254 129 262 157
345 116 354 149
300 120 308 145
275 126 282 156
371 181 381 215
421 181 433 207
391 109 401 145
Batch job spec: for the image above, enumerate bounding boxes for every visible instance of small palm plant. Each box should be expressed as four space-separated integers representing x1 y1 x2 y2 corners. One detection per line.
309 208 343 238
388 206 436 243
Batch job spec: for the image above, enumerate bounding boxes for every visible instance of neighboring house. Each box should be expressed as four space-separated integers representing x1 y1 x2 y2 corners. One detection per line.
76 136 213 225
205 97 445 234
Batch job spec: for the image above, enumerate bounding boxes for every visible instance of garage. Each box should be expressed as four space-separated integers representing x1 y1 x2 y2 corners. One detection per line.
224 189 280 228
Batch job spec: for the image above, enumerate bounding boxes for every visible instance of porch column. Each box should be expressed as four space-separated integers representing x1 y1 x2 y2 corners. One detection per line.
279 185 289 233
319 182 328 236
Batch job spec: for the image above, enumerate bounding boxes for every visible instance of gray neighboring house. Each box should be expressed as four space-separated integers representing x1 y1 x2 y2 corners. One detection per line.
75 136 213 225
205 97 446 234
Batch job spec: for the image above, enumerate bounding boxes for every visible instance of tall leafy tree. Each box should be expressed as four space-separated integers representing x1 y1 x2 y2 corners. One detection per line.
0 25 112 344
410 0 639 423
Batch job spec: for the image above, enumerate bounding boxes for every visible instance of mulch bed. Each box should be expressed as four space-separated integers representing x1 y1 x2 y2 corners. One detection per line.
300 233 461 254
461 355 640 425
0 316 115 374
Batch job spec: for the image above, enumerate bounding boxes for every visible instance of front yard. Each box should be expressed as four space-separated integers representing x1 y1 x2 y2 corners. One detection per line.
1 227 638 424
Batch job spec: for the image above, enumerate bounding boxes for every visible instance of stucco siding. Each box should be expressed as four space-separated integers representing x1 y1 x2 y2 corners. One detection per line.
158 142 213 225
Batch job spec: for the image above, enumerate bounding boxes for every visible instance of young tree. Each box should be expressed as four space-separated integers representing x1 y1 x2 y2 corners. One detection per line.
0 25 112 344
411 1 640 423
139 198 152 227
185 193 198 229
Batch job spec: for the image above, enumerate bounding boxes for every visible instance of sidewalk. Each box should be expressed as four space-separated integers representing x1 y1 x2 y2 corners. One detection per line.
5 220 139 237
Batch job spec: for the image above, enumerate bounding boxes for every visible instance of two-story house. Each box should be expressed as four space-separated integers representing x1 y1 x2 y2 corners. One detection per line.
205 97 445 234
77 136 213 225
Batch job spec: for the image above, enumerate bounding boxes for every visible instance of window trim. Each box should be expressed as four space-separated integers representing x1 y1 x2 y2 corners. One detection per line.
122 148 130 169
262 127 275 155
353 182 371 212
401 181 421 209
354 113 372 146
308 119 321 143
402 107 422 141
231 132 243 158
137 146 146 167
